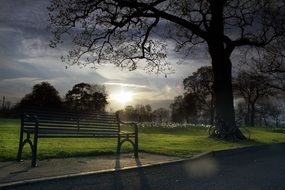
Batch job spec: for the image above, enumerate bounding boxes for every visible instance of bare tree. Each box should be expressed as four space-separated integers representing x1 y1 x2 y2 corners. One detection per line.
258 100 284 127
252 42 285 92
234 71 275 127
49 0 285 140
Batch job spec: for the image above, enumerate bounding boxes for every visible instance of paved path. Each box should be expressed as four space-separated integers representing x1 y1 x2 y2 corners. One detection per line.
3 144 285 190
0 153 180 185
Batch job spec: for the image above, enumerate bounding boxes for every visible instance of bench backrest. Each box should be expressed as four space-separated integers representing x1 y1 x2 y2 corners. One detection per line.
22 109 120 135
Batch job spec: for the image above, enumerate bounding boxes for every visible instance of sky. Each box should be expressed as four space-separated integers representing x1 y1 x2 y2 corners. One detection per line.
0 0 210 111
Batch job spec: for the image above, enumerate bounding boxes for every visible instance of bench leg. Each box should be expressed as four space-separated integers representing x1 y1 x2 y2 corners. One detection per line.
31 133 38 167
117 136 121 155
134 133 139 158
17 128 24 161
17 132 34 164
117 135 138 158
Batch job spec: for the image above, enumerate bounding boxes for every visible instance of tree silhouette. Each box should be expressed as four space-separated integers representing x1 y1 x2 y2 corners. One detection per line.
183 66 214 125
234 71 275 127
152 108 170 122
20 82 62 109
65 83 108 112
251 42 285 92
48 0 285 140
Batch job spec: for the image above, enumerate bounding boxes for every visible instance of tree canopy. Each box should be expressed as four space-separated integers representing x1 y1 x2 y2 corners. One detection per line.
20 82 62 109
183 66 214 124
65 83 108 112
48 0 285 140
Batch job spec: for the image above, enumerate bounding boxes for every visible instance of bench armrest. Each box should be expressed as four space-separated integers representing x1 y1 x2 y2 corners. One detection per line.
22 115 39 134
24 114 37 121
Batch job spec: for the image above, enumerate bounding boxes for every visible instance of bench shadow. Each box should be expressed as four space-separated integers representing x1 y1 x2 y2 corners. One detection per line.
0 162 31 183
0 162 17 170
112 155 151 190
113 155 124 190
135 157 151 190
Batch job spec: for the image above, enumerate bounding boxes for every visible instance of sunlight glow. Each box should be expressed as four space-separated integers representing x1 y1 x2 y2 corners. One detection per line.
113 90 133 104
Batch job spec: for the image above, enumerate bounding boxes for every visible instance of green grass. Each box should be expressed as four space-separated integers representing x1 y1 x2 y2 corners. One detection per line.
0 118 285 161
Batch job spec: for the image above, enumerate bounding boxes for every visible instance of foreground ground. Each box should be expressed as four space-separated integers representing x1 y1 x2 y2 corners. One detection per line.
1 119 285 161
0 153 180 185
3 143 285 190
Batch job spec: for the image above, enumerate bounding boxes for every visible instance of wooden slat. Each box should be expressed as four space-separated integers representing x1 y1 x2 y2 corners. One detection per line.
37 130 118 135
36 123 78 128
79 126 118 131
37 120 77 125
22 109 122 137
38 135 119 138
78 122 117 127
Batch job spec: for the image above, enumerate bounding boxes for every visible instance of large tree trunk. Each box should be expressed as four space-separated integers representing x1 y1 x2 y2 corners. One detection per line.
207 2 246 140
209 49 246 140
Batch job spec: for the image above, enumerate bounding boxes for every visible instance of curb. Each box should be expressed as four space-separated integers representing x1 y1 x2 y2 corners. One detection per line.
211 142 285 157
1 143 284 188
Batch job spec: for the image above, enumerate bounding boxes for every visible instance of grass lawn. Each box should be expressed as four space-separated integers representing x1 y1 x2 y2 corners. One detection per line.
0 118 285 161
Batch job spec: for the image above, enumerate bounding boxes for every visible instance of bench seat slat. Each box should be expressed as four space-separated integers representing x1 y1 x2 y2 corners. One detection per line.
33 117 117 123
24 124 119 130
38 131 135 138
78 119 117 124
26 123 78 128
32 113 117 120
78 122 118 127
38 130 119 135
78 126 118 130
38 135 121 138
25 110 116 117
25 128 120 133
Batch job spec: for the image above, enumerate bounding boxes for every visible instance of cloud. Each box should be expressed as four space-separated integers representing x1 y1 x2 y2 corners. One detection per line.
0 0 211 110
0 77 41 84
104 82 148 88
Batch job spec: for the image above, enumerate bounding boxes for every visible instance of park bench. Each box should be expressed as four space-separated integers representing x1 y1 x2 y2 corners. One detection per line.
17 108 138 167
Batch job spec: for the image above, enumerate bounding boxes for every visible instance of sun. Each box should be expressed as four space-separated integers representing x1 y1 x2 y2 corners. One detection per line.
113 90 133 104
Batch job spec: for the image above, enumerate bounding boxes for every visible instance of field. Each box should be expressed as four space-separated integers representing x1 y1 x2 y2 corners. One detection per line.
0 118 285 161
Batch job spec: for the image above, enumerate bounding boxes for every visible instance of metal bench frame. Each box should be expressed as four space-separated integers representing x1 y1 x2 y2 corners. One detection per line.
17 110 138 167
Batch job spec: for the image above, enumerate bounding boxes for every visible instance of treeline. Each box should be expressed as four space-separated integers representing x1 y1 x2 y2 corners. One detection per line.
1 64 284 127
118 105 170 122
0 82 108 117
170 66 285 127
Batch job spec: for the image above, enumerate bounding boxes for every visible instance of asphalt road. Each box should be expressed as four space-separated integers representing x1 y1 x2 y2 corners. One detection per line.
4 144 285 190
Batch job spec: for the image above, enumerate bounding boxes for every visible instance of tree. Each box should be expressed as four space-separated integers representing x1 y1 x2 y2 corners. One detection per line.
65 83 108 112
183 66 214 125
118 105 135 121
183 93 200 124
170 96 186 123
152 108 170 122
170 94 198 123
252 42 285 92
234 71 275 127
20 82 62 109
257 100 284 127
49 0 285 140
118 104 154 122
